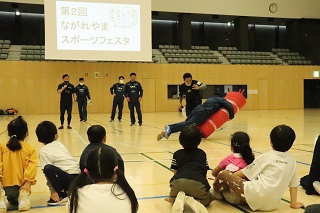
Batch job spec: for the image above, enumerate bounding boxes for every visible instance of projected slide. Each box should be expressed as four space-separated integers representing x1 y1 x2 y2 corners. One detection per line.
56 1 140 51
44 0 151 61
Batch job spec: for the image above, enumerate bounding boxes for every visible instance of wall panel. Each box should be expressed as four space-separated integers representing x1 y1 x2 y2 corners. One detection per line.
0 61 318 114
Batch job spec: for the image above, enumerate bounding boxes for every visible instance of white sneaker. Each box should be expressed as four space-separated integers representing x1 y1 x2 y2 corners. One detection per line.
313 181 320 194
222 190 245 205
0 189 6 212
18 190 30 211
172 191 185 213
185 196 208 213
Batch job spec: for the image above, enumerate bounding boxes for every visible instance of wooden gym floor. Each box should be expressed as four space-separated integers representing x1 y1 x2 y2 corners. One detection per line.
0 109 319 212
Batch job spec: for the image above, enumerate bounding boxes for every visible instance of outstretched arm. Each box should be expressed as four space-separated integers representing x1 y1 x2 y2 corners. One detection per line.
289 187 304 209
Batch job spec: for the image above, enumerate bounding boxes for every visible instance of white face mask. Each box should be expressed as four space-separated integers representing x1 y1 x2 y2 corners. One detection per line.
119 79 124 84
80 83 84 85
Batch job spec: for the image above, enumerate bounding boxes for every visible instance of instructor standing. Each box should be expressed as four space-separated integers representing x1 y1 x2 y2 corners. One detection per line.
75 78 91 122
110 76 125 122
57 74 76 129
125 73 143 126
179 73 207 116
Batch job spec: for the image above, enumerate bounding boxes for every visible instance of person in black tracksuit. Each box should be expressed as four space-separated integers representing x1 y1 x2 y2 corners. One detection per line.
157 94 235 140
110 76 125 122
125 72 143 126
75 78 91 122
179 73 207 116
57 74 76 129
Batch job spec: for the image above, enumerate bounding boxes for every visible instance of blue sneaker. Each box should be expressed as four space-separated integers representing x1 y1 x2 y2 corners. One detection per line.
165 125 171 139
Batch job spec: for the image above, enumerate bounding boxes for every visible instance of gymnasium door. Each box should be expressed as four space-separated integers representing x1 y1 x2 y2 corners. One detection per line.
304 79 320 108
258 79 269 109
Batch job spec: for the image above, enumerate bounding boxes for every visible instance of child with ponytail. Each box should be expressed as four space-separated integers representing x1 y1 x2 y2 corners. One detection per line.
68 147 138 213
0 116 38 211
211 131 254 204
212 131 254 177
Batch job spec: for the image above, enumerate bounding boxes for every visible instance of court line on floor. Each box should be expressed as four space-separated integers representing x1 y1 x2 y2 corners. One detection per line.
86 116 124 133
71 128 88 146
281 198 305 210
0 129 7 136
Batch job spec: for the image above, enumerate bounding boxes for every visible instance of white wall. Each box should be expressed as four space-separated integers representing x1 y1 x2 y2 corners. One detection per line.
1 0 320 19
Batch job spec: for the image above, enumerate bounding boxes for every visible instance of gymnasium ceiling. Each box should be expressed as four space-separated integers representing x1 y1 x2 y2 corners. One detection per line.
0 1 290 26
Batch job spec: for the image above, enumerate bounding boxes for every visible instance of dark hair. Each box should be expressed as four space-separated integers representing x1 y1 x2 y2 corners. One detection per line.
179 126 202 150
35 121 57 144
130 72 136 76
79 78 84 81
270 124 296 152
87 125 106 144
7 116 28 151
230 132 254 165
62 74 69 79
69 147 138 213
183 73 192 80
119 76 124 80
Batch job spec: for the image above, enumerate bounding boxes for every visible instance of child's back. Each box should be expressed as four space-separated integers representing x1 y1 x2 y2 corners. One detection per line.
213 124 304 211
168 126 212 211
242 149 298 210
0 116 37 211
171 148 210 190
79 125 124 173
39 140 80 174
36 121 80 206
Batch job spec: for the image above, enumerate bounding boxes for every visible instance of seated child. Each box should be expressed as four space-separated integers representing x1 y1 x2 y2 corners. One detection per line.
167 126 211 213
79 125 124 173
212 125 304 211
211 131 254 204
0 116 37 211
36 121 80 206
67 147 138 213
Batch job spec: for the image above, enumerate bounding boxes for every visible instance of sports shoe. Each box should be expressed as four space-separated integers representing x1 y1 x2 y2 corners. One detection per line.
47 196 68 206
157 131 165 141
313 181 320 194
83 119 87 122
130 123 135 126
172 191 185 213
109 119 114 122
164 125 171 139
139 122 142 126
67 126 72 129
118 119 122 122
18 190 30 211
185 196 208 213
58 126 64 129
0 189 7 212
222 190 245 205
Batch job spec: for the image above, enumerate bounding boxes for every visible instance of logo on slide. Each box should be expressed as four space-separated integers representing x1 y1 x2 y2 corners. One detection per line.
109 6 139 29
